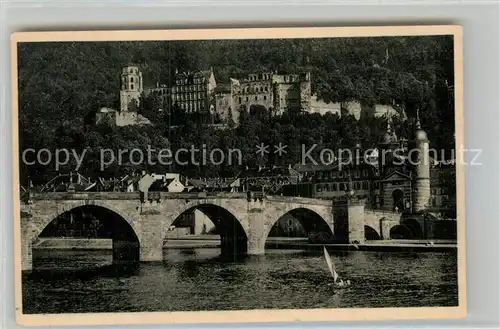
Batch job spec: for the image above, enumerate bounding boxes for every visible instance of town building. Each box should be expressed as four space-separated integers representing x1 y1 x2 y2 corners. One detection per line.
241 165 302 195
40 172 93 192
187 177 242 193
287 112 455 217
429 162 456 216
149 173 186 193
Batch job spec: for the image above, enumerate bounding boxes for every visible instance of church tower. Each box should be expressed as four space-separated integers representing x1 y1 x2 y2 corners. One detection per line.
120 65 143 112
411 109 431 212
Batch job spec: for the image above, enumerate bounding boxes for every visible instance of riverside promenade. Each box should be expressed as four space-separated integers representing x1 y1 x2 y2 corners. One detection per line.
36 236 457 253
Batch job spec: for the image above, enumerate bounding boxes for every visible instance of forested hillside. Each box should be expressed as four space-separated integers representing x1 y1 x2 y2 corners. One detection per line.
17 35 455 184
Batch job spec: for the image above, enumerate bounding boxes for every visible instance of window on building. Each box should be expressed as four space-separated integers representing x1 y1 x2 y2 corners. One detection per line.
325 184 331 192
316 184 323 192
246 97 249 102
255 96 258 101
264 96 267 100
130 77 134 83
362 181 369 190
130 84 134 89
363 169 368 177
339 171 344 178
355 170 360 178
239 97 242 104
339 183 346 191
332 183 337 191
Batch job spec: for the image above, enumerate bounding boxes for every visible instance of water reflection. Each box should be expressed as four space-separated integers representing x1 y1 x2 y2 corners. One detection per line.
23 248 458 314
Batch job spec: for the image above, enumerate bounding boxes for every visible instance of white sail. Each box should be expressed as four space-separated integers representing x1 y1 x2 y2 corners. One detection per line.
323 247 339 282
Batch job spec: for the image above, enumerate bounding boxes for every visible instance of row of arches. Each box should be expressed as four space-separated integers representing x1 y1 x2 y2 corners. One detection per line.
30 203 456 269
33 204 334 268
364 219 456 241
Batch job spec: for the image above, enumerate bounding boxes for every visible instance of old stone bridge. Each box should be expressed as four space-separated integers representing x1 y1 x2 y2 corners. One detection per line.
19 191 446 271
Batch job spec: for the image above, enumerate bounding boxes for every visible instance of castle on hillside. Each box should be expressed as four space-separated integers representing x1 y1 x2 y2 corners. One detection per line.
96 65 404 127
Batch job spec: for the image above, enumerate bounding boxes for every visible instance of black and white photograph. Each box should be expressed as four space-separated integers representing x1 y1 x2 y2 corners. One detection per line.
12 26 465 325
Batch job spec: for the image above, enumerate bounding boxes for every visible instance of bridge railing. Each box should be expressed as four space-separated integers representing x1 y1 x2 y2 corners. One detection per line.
27 191 249 200
25 191 334 205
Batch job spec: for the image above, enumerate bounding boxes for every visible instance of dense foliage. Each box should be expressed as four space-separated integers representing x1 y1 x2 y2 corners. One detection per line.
18 36 455 185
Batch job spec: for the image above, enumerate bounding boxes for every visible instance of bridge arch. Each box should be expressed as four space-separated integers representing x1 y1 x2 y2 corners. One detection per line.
389 224 414 239
22 200 143 270
401 218 424 239
162 199 249 255
364 225 381 240
263 205 334 250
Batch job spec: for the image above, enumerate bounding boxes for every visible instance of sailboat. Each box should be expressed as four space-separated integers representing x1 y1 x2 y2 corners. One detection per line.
323 247 350 287
323 247 339 282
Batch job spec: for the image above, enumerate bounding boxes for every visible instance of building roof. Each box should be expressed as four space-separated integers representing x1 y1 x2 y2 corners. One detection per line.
175 68 213 83
214 84 231 93
241 166 301 178
41 172 91 192
187 177 239 189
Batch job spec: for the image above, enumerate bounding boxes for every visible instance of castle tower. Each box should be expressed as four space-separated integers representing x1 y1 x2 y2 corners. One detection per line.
120 65 143 112
411 109 431 212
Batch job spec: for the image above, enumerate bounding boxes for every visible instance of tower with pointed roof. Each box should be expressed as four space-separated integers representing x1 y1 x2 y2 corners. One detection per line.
377 110 399 177
376 109 414 211
411 108 431 212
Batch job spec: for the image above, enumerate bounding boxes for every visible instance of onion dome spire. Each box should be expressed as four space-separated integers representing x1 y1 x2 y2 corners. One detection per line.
416 107 422 130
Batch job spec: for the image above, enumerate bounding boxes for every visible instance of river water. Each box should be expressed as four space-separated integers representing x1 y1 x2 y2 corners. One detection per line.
23 248 458 314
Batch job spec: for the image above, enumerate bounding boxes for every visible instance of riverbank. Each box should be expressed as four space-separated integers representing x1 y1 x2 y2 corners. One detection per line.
35 236 457 253
34 238 112 250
